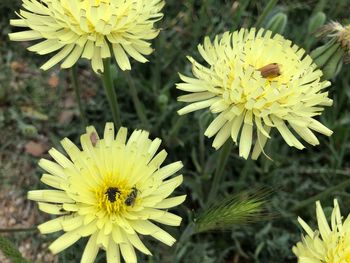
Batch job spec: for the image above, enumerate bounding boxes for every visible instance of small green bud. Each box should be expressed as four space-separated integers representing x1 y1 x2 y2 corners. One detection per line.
310 38 345 79
311 39 340 68
158 94 169 106
311 22 350 78
310 38 337 60
19 123 38 136
308 12 326 34
322 47 345 80
265 12 288 35
21 107 48 121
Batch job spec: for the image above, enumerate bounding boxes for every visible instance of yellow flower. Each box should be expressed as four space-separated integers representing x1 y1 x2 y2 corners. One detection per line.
293 199 350 263
9 0 164 73
28 123 185 263
176 28 333 159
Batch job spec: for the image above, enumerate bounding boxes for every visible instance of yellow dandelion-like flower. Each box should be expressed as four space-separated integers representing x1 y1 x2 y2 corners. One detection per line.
293 199 350 263
28 123 185 263
176 28 333 159
9 0 164 73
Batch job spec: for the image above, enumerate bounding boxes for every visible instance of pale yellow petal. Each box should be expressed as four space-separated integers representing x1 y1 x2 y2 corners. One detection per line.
9 30 42 41
129 220 176 246
106 239 120 263
28 190 74 203
212 121 232 149
204 111 228 138
153 161 183 181
113 43 131 71
120 242 137 263
127 233 152 255
251 126 271 160
61 44 84 68
239 123 253 159
297 217 315 237
39 159 66 178
178 98 220 115
81 233 99 263
309 119 333 136
49 230 81 254
38 217 64 234
38 202 66 215
41 44 75 70
154 195 186 209
316 201 331 240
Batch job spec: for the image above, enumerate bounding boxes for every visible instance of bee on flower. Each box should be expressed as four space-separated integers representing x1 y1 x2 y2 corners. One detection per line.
28 123 186 263
9 0 164 73
293 199 350 262
177 28 333 159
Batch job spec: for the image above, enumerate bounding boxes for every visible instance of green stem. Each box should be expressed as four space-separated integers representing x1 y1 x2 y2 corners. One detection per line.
172 222 195 263
255 0 278 28
0 227 37 233
70 66 87 125
206 140 233 204
124 72 150 129
168 116 186 139
102 59 122 129
292 178 350 212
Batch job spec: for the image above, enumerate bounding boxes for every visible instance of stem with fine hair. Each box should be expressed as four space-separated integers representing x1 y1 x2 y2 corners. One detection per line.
292 178 350 212
172 222 195 263
255 0 278 28
206 140 233 204
70 65 87 125
102 59 122 129
0 226 37 233
124 71 149 129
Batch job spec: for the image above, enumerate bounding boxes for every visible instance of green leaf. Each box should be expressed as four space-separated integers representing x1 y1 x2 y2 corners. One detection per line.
0 235 33 263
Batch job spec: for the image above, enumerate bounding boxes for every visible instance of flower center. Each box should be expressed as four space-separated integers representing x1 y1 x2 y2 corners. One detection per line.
258 63 281 79
327 235 350 263
82 0 110 6
95 176 139 215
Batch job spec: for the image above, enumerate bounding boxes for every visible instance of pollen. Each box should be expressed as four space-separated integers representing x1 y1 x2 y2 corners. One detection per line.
95 176 135 215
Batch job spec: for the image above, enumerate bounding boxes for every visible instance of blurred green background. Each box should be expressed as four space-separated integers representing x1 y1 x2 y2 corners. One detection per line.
1 0 350 262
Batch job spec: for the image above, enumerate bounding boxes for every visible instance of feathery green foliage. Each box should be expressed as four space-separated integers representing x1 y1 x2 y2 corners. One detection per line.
195 189 271 233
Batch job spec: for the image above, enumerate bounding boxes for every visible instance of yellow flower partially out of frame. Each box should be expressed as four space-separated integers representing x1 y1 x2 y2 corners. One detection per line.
293 199 350 263
177 28 333 159
28 123 185 263
9 0 164 73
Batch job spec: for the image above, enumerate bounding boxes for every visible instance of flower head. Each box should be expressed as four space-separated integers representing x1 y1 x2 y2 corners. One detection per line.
312 22 350 78
318 21 350 53
177 28 333 159
293 199 350 263
9 0 164 73
28 123 185 263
